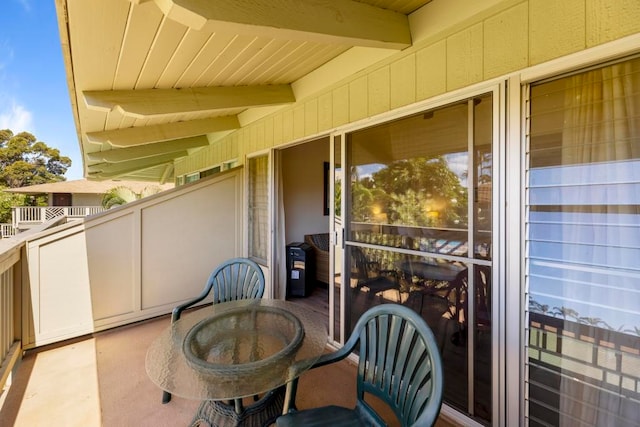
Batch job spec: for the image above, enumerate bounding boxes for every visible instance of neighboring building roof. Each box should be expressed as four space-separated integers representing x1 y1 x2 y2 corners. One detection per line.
4 179 174 195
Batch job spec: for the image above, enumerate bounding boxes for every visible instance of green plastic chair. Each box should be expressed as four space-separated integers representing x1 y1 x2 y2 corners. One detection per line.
276 304 444 427
162 257 265 404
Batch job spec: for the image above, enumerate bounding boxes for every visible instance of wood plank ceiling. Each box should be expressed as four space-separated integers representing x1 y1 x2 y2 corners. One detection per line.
55 0 432 182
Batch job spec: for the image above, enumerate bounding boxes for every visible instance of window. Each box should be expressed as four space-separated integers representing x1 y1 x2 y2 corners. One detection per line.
223 160 238 170
248 155 269 264
200 166 221 178
185 172 200 183
526 57 640 426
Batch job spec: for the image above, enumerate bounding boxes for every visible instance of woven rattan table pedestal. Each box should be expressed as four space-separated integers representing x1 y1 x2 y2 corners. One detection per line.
146 299 327 427
190 386 285 427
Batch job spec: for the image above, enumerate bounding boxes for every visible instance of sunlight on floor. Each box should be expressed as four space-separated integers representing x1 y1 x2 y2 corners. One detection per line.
15 339 101 426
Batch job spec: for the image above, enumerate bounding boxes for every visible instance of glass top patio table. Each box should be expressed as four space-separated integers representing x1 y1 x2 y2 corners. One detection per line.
145 299 328 400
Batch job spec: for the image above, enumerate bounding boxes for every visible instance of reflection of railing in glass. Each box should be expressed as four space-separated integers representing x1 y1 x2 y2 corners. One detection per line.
528 311 640 425
350 222 491 260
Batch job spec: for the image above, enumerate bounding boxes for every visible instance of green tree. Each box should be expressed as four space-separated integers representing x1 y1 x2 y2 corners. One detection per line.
0 129 72 188
0 190 29 223
0 130 73 224
101 185 164 209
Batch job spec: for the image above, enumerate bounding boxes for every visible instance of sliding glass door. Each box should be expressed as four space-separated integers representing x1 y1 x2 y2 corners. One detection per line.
342 92 495 424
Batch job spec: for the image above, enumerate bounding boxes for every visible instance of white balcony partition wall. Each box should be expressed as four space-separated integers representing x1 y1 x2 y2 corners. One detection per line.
25 225 94 347
86 168 244 330
21 169 244 347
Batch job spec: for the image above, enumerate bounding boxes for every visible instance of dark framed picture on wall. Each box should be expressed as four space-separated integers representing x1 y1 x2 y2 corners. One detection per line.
323 162 330 216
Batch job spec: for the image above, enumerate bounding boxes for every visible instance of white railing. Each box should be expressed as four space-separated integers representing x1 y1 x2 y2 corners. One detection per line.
0 224 16 239
0 240 22 395
12 206 107 228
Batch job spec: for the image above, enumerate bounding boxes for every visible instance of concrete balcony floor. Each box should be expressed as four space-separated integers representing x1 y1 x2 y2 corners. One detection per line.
0 308 456 427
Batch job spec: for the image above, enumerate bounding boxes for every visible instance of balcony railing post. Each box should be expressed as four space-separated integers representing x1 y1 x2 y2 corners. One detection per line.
0 243 22 394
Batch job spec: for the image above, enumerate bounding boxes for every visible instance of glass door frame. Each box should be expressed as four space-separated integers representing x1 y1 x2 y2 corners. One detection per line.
330 82 507 426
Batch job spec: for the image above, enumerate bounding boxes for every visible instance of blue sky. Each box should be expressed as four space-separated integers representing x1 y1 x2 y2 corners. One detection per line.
0 0 83 180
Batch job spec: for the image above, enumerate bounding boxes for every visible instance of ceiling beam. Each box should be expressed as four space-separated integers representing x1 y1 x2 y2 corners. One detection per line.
87 135 209 163
160 164 174 185
146 0 411 49
88 152 186 176
83 85 295 118
86 116 239 147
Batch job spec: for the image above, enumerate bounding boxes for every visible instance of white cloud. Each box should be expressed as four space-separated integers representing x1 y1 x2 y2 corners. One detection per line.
0 101 33 133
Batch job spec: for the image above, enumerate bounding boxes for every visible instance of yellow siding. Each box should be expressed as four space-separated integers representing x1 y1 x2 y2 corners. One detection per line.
293 106 305 140
349 75 368 122
318 92 333 132
484 3 528 79
176 0 640 177
264 116 275 148
332 85 349 127
282 109 294 144
530 0 586 64
368 66 390 116
254 121 266 149
446 23 484 91
587 0 640 46
390 54 417 109
273 113 283 147
304 99 318 135
416 41 446 101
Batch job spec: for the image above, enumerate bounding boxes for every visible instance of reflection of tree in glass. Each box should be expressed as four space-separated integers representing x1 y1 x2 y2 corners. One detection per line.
351 157 467 228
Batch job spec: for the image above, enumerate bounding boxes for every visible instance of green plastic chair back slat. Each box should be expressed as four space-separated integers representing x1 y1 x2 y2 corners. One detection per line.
162 257 265 405
277 304 444 427
210 258 265 304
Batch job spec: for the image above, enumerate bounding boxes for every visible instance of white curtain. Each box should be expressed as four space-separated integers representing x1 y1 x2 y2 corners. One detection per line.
275 153 287 299
248 156 269 263
553 60 639 426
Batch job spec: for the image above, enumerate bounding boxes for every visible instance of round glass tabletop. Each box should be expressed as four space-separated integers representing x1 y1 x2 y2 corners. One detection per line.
145 299 328 400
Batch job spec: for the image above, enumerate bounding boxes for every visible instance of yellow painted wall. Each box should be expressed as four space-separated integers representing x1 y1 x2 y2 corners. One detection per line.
174 0 640 177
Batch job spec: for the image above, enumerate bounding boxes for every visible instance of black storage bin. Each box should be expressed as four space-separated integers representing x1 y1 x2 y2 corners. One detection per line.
286 242 315 297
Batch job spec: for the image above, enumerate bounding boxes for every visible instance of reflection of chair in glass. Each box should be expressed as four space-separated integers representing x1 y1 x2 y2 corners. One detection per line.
304 233 330 284
452 265 491 347
161 258 285 427
474 265 491 331
397 260 466 319
276 304 444 427
351 247 402 303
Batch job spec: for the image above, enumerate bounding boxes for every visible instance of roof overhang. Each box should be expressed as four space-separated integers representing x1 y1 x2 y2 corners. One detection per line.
55 0 432 183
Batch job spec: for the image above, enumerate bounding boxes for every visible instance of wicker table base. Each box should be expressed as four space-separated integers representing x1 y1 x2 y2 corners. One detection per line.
190 386 286 427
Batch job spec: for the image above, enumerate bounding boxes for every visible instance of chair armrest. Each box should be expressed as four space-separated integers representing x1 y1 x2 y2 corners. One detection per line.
171 283 214 322
282 345 354 413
